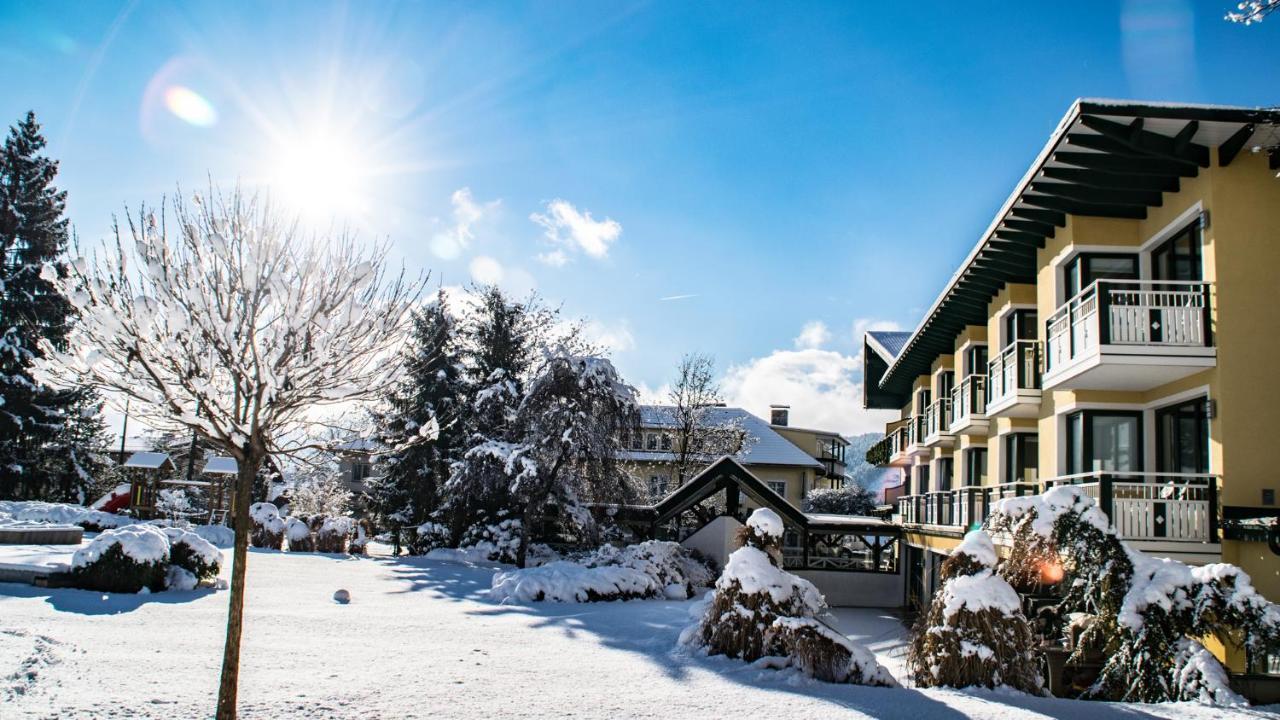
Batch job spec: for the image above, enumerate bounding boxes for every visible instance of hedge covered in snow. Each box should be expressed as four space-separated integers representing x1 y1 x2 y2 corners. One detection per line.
250 502 285 549
489 540 714 603
0 499 132 532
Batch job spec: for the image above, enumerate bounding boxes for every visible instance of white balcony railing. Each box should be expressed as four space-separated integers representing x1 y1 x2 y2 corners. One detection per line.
1045 280 1212 374
987 340 1041 409
1043 471 1217 543
949 374 986 429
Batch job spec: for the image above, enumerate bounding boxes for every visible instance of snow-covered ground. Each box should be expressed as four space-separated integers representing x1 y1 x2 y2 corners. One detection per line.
3 549 1278 719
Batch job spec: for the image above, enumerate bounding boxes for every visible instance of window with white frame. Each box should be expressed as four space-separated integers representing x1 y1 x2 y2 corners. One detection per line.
646 433 658 451
767 480 787 497
648 475 669 498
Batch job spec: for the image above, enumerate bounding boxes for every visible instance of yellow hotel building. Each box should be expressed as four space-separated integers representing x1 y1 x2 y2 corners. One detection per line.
861 99 1280 670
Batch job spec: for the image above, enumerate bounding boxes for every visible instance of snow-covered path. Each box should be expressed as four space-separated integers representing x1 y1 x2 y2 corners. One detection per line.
2 550 1277 719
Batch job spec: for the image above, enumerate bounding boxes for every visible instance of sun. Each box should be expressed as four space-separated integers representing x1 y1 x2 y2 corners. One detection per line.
266 127 371 223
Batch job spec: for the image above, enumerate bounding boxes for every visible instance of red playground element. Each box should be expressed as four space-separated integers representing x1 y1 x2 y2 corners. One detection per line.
91 484 133 514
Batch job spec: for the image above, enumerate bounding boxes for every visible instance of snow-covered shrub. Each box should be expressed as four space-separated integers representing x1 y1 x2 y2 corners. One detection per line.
287 471 352 517
285 516 315 552
315 516 354 553
490 561 656 602
803 485 876 516
489 540 714 603
459 517 522 564
687 508 824 662
765 617 897 686
162 527 222 582
907 530 1042 694
155 488 192 520
192 523 234 548
71 524 170 593
987 486 1280 704
407 521 451 555
249 502 285 549
349 522 369 556
0 499 131 532
1170 638 1246 705
584 540 713 599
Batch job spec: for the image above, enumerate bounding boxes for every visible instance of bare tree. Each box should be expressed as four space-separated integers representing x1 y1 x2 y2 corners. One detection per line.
666 353 753 484
1227 1 1280 24
34 189 428 720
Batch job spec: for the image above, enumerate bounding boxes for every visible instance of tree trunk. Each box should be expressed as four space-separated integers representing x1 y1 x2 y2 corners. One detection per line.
216 451 261 720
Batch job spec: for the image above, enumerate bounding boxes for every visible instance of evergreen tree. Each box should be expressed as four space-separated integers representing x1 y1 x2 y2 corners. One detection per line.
0 111 101 500
373 290 464 529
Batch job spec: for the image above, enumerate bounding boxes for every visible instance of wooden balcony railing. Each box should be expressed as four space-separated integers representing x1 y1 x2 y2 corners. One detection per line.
948 374 986 428
987 340 1041 408
1044 280 1212 374
1043 471 1218 542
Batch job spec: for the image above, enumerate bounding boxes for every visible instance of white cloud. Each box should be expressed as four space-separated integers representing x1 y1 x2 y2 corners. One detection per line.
794 320 831 350
633 381 671 405
531 199 621 265
430 188 499 260
583 319 636 353
722 347 896 437
469 255 504 285
659 293 698 302
853 317 903 339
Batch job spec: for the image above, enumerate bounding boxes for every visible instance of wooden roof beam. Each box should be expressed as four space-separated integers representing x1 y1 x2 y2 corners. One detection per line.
1021 193 1148 219
1040 166 1179 194
1079 116 1210 168
1053 151 1199 178
1218 124 1255 167
1029 181 1162 207
1008 207 1065 227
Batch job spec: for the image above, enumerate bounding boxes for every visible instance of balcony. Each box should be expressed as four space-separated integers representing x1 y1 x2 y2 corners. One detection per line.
986 340 1041 418
922 397 954 447
948 374 988 435
895 482 1036 532
1044 472 1218 544
1043 280 1215 391
867 425 913 468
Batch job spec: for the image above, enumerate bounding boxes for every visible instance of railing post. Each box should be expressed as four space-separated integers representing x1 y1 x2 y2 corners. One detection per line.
1099 473 1114 529
1209 475 1219 543
1098 282 1112 345
1202 283 1213 347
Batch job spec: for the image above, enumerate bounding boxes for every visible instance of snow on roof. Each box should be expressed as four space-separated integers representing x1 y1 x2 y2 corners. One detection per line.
203 456 238 475
123 452 171 469
631 406 821 468
803 513 890 527
865 331 912 363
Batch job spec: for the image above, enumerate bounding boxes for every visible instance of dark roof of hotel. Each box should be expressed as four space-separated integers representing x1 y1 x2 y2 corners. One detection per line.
866 331 913 363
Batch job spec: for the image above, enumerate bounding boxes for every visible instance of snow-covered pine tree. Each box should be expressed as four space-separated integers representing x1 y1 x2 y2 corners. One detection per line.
505 353 639 566
987 486 1280 704
373 289 463 529
35 388 111 503
907 530 1043 694
0 111 105 500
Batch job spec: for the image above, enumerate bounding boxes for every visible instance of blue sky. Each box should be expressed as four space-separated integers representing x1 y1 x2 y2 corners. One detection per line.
1 1 1277 435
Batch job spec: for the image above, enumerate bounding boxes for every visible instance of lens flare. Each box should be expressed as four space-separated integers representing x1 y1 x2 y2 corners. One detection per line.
1039 559 1065 585
163 86 218 127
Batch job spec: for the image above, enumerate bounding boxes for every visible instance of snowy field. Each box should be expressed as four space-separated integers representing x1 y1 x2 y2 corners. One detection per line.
3 548 1278 720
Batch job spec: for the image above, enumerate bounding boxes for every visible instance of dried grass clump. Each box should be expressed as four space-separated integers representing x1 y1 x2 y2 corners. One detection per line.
249 502 285 549
766 617 897 686
908 530 1044 694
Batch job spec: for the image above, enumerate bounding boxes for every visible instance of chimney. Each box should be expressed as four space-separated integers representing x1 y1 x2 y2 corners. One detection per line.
770 404 790 427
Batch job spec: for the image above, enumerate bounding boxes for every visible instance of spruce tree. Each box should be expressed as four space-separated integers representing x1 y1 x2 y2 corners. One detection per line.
0 111 99 500
373 290 465 530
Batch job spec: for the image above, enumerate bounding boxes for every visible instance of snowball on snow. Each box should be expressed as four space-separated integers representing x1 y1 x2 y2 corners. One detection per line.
952 530 997 569
719 545 824 613
72 524 170 569
939 569 1022 621
747 508 784 539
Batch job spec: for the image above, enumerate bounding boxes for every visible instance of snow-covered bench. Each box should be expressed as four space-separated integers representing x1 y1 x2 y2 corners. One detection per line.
0 522 85 545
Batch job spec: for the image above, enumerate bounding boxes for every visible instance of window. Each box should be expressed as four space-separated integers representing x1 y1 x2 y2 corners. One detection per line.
631 430 644 450
1066 411 1142 475
351 460 374 483
965 448 987 486
1156 397 1209 474
1152 221 1203 282
660 433 672 451
1003 309 1037 348
916 464 931 494
648 475 669 498
767 480 787 497
936 457 954 492
1063 253 1138 298
965 345 988 377
646 433 658 451
1003 433 1038 484
783 530 800 549
937 371 954 398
